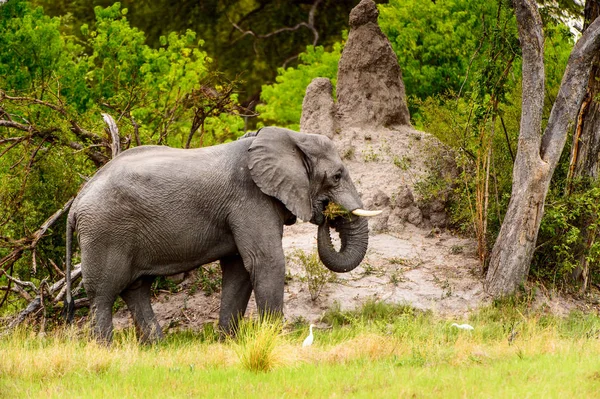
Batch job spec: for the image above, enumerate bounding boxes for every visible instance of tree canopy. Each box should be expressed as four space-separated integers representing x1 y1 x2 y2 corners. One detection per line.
0 1 246 313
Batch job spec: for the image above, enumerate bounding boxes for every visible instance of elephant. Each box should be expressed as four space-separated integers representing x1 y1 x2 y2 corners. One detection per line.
64 126 379 343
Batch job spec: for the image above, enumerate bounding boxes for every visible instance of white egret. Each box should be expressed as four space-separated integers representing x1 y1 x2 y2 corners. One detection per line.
302 324 315 347
451 323 474 331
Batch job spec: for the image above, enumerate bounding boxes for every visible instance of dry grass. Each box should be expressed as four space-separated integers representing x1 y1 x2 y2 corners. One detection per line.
2 304 600 397
231 314 288 372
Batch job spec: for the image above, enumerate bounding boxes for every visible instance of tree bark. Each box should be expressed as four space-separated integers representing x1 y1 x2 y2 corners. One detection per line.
485 0 600 296
567 0 600 185
565 0 600 286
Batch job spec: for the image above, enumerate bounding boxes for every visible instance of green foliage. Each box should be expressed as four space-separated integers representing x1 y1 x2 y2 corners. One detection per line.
258 0 522 128
151 276 180 294
257 41 343 129
5 302 600 397
189 263 222 296
379 0 502 101
414 11 573 239
33 0 360 109
534 183 600 286
0 1 244 305
322 299 419 328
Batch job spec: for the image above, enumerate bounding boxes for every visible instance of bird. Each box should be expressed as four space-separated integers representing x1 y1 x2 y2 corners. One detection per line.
302 324 315 347
451 323 474 331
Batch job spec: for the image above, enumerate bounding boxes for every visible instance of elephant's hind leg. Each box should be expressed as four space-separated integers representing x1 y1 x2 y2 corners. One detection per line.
88 295 117 345
218 255 253 333
121 276 163 343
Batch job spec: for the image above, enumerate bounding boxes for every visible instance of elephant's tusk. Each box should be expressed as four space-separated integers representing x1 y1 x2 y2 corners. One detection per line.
351 209 383 217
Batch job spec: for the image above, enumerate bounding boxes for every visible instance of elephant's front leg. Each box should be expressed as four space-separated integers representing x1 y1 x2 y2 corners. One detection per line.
232 218 286 322
251 251 285 319
218 255 253 333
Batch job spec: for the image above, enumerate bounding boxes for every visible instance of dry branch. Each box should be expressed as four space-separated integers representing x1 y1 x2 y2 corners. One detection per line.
102 113 121 158
0 197 74 272
1 265 82 332
229 0 322 57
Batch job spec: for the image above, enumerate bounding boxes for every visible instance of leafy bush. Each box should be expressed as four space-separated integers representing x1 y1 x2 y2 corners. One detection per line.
258 0 516 128
379 0 500 101
533 183 600 287
190 263 222 296
290 249 335 301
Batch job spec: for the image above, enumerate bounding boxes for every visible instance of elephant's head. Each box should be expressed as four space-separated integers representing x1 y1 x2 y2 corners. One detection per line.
248 127 379 273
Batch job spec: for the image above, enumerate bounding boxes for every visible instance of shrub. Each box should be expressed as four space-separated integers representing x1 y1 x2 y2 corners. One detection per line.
290 249 335 301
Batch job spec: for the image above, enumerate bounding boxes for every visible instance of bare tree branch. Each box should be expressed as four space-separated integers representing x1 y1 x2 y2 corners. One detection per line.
229 0 322 52
0 270 38 294
1 89 103 144
0 285 33 301
0 197 74 272
0 120 33 132
102 113 121 158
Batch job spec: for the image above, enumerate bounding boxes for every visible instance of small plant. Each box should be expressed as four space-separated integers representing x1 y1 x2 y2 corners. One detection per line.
390 271 404 286
151 277 180 295
188 263 222 296
342 146 355 160
450 245 464 254
362 263 375 275
380 139 392 155
291 249 335 301
362 262 383 276
393 155 412 171
231 313 284 373
363 146 380 162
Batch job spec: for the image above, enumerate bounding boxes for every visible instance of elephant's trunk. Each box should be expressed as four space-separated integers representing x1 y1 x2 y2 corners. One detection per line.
317 215 368 273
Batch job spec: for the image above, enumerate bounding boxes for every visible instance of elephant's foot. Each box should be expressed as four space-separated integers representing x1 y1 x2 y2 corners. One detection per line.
90 300 115 345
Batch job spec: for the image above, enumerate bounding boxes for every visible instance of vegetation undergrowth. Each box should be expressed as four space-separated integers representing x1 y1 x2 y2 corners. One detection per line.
2 300 600 397
289 249 336 301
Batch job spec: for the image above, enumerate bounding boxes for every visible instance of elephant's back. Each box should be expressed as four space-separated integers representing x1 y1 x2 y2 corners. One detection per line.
76 141 251 202
71 141 252 245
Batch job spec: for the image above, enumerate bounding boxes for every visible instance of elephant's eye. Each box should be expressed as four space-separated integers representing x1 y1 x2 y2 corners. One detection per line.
332 172 342 183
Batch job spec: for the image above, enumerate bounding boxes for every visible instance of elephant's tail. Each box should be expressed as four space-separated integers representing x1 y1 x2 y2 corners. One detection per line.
64 211 75 323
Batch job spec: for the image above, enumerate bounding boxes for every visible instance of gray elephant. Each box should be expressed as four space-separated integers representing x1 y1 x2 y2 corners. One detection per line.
64 126 379 343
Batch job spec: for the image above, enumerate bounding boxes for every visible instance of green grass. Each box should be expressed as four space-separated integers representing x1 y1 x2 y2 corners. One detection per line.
2 302 600 398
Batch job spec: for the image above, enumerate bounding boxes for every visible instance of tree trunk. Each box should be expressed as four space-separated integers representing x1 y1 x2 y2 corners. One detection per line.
567 0 600 184
566 0 600 286
485 0 600 296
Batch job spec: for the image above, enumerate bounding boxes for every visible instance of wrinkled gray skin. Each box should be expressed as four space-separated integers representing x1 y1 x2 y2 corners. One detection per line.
65 127 369 343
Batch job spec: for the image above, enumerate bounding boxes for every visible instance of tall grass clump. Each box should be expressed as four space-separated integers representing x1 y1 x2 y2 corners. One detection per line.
231 314 286 372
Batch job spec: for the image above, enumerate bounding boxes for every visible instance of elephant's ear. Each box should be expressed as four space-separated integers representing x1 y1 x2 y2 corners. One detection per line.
248 127 313 221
